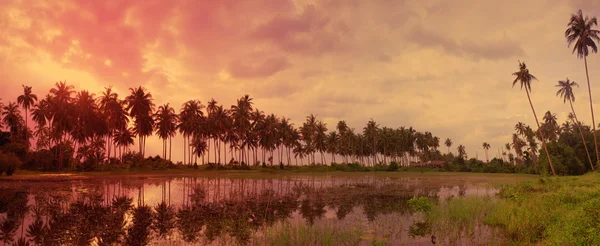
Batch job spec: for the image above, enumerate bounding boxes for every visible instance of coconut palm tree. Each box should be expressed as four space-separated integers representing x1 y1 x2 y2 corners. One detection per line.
2 102 22 136
566 9 600 164
512 61 555 175
114 127 135 161
556 78 594 170
482 142 491 162
231 95 253 164
444 138 452 154
457 145 466 159
17 85 37 146
154 104 178 160
363 119 379 165
178 100 205 165
125 87 155 159
315 120 328 164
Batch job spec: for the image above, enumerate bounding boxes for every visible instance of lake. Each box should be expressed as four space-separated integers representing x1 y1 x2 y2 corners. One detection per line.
0 172 532 245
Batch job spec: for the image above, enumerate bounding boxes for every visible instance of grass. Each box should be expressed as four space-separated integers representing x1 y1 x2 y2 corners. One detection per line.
258 222 363 246
423 172 600 245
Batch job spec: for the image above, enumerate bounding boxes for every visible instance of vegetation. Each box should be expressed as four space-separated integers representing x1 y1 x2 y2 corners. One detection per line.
421 173 600 245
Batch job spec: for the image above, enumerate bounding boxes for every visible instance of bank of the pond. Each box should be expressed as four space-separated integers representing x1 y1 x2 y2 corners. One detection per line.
422 172 600 245
2 167 538 184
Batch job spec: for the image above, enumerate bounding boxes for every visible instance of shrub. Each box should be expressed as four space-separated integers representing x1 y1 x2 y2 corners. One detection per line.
0 152 22 176
408 196 432 212
387 161 399 172
23 149 53 171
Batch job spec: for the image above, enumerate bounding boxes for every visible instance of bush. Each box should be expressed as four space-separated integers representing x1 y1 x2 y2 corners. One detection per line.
0 152 22 176
23 149 53 171
408 196 432 212
387 161 399 172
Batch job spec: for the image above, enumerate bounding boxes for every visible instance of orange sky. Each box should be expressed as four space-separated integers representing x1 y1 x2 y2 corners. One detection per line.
2 0 600 161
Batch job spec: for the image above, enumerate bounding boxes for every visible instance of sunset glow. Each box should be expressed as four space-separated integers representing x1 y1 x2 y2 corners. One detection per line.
1 0 600 161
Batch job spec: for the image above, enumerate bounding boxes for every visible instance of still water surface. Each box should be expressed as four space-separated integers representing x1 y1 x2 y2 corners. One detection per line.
0 173 506 245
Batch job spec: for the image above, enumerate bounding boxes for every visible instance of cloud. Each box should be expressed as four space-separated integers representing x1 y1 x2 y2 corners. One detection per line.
250 5 348 55
228 56 292 79
407 25 526 60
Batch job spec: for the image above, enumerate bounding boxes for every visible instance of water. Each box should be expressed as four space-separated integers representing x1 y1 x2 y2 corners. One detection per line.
0 173 503 245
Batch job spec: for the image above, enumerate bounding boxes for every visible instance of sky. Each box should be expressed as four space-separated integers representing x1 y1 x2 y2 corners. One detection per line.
1 0 600 162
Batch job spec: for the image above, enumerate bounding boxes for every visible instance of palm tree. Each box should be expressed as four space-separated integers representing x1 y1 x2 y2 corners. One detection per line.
114 127 135 161
482 142 491 162
457 145 466 159
512 61 555 175
556 78 594 170
444 138 452 154
125 87 155 159
231 95 253 164
154 104 178 160
178 100 205 165
17 85 37 146
363 119 379 165
566 9 600 164
2 102 22 136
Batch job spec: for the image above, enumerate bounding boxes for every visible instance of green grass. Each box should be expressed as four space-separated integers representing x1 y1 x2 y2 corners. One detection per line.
424 173 600 245
258 222 363 246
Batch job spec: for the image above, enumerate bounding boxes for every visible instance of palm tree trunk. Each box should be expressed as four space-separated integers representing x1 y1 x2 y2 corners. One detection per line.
169 136 172 162
207 140 210 164
526 89 556 175
584 56 599 165
183 136 186 165
570 100 594 170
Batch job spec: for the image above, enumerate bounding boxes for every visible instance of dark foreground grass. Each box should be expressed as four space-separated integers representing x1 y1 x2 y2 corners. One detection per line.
424 172 600 245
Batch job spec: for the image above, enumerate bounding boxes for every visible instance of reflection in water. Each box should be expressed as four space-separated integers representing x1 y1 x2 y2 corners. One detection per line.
0 175 497 245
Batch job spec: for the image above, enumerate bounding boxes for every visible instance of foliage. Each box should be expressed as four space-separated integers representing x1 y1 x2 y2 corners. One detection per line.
423 174 600 245
407 197 432 212
537 142 586 175
0 152 21 176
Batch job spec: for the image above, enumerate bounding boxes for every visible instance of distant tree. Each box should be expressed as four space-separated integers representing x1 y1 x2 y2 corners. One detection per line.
556 78 594 170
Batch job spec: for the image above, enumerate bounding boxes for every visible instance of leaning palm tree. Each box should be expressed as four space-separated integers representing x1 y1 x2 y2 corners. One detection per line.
444 138 452 154
17 85 37 145
556 78 594 170
512 61 555 175
482 142 491 162
566 9 600 164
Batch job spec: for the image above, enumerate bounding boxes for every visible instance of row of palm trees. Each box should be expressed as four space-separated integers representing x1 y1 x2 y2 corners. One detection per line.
2 82 462 168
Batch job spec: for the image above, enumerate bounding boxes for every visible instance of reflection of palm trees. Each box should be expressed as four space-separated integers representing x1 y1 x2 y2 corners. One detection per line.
153 202 176 239
26 217 47 245
0 218 18 244
125 205 153 245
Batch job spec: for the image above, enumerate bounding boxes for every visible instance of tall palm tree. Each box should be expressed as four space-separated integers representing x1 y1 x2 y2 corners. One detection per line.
482 142 491 162
315 121 328 164
125 86 155 159
444 138 452 154
566 9 600 164
363 119 379 165
155 104 178 160
17 85 37 146
556 78 594 170
231 95 253 164
512 61 555 175
457 145 466 159
114 127 135 161
178 100 205 165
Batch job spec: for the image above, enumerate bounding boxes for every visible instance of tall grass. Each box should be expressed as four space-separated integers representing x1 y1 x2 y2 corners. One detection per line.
258 222 363 246
424 173 600 245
